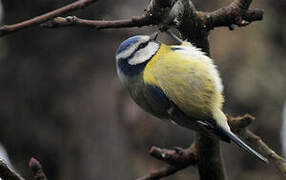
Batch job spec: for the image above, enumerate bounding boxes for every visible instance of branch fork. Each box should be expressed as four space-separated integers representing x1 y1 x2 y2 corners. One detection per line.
149 146 197 167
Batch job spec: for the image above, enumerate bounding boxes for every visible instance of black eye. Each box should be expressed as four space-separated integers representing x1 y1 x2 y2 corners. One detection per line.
138 43 145 49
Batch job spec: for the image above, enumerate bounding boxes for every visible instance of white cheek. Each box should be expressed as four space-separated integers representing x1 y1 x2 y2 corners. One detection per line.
128 42 159 65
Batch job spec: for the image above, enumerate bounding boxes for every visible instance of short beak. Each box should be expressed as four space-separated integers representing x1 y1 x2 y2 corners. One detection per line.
150 32 158 41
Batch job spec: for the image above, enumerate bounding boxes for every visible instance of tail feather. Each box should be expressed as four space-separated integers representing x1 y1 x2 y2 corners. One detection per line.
217 126 269 163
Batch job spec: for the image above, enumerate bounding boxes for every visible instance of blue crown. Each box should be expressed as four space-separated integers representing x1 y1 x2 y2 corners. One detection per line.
117 36 141 54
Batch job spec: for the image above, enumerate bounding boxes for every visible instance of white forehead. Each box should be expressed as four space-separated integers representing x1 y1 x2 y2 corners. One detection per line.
116 36 150 60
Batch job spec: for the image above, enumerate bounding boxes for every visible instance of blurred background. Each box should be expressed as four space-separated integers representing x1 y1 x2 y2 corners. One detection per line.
0 0 285 179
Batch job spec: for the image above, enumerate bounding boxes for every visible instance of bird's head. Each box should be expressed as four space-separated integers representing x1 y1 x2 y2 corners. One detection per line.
116 33 160 84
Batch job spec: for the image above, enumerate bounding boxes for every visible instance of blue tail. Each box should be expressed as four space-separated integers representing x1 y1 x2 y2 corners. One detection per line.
217 126 269 163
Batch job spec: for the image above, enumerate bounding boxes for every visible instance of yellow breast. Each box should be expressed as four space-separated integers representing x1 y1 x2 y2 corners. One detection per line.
143 43 224 119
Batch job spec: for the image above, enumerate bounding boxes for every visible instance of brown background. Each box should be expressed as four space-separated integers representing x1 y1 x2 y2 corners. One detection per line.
0 0 286 179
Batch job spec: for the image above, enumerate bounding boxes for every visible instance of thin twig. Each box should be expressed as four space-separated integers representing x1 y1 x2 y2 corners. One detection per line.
41 0 170 29
227 114 255 133
135 165 188 180
135 138 197 180
0 159 25 180
136 142 198 180
29 157 47 180
41 15 154 29
0 0 98 37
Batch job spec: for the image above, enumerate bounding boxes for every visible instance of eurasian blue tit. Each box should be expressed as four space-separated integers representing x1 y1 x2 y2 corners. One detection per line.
115 32 268 163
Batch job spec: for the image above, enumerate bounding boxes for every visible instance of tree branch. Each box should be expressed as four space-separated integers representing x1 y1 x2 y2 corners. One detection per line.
0 0 264 38
0 159 25 180
41 0 175 29
203 0 264 30
136 114 286 180
0 157 48 180
149 145 197 166
195 135 227 180
41 15 154 29
243 130 286 177
1 0 275 180
0 0 98 37
227 114 286 177
135 165 187 180
136 145 197 180
229 115 286 177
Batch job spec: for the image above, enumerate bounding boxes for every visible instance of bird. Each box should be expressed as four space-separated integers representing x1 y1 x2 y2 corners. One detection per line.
115 31 268 163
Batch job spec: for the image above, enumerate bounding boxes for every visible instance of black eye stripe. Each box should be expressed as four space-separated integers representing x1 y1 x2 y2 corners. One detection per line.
138 44 144 49
124 41 149 60
137 41 149 51
117 40 160 64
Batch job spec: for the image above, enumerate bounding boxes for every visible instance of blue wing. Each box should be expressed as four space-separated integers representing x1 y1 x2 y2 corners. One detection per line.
144 84 199 129
145 84 230 141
